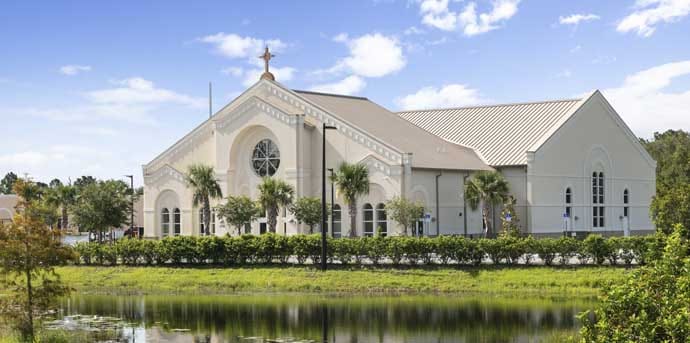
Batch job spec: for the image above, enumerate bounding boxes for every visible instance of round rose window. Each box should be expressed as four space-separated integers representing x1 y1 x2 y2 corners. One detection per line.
251 139 280 176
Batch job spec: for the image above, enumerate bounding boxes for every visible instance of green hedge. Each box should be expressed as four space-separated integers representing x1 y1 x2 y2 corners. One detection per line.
72 233 657 267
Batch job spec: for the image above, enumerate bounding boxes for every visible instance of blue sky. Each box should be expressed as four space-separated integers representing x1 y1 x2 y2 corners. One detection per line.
1 0 689 186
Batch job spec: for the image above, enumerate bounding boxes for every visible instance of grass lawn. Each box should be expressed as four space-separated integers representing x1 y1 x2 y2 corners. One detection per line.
53 265 629 298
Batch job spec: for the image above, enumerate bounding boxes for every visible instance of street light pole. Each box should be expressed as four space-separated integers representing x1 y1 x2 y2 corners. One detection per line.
328 168 334 238
125 175 134 238
322 123 337 271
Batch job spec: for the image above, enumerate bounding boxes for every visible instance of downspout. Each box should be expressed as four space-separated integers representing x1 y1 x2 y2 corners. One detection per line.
463 173 469 237
435 171 442 236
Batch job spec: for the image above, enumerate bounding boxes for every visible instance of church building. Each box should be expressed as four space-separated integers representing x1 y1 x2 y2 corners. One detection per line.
142 50 656 238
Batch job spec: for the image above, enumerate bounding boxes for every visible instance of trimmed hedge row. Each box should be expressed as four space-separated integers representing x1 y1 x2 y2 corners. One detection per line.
73 234 660 267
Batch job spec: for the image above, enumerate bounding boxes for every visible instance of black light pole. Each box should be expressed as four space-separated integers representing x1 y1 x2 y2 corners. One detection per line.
328 168 334 238
124 175 134 238
322 123 337 271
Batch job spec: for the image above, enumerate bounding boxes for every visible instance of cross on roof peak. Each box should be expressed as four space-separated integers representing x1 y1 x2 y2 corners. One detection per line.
259 46 276 81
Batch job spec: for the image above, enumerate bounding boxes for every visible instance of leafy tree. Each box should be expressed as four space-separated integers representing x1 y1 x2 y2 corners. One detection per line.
289 197 325 234
73 175 97 190
650 183 690 235
0 172 18 194
257 177 294 233
385 196 425 236
0 179 75 341
580 224 690 341
185 164 222 236
216 195 261 235
71 180 130 241
48 178 62 188
45 183 77 230
500 195 521 237
331 162 370 237
464 171 510 237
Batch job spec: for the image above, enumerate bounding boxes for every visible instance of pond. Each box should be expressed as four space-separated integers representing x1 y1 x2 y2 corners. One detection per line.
56 294 592 342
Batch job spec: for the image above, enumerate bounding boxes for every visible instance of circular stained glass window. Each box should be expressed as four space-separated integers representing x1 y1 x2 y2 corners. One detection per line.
251 139 280 177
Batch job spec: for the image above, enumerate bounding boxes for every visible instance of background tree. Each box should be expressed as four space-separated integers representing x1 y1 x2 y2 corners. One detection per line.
385 196 425 236
45 182 77 230
464 171 510 237
331 162 370 237
257 177 294 233
185 164 222 236
500 195 521 237
71 180 130 242
216 195 261 235
289 197 325 234
0 172 18 194
642 130 690 235
73 175 97 190
0 179 74 340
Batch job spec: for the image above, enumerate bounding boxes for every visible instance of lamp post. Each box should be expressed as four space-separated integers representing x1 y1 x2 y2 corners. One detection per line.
322 123 337 271
328 168 334 238
124 175 134 238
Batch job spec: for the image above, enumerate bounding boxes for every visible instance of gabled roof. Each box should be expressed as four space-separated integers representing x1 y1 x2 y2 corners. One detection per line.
294 90 492 171
397 96 588 166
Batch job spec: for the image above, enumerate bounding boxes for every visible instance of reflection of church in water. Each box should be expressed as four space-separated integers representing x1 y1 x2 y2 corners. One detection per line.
142 48 656 238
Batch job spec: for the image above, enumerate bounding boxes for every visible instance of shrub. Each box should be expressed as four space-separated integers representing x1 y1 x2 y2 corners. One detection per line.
386 237 407 265
331 238 354 265
235 235 258 264
365 236 387 265
466 239 485 266
140 239 158 265
435 235 456 265
480 238 504 264
584 234 609 265
500 236 525 265
556 237 580 266
289 234 311 265
74 242 97 265
197 236 225 264
536 238 558 266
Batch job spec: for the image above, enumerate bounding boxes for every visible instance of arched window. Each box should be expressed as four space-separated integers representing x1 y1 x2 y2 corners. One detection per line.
592 172 605 228
376 203 387 237
161 208 170 237
623 189 629 218
363 203 374 237
332 204 342 238
199 209 205 235
173 208 181 236
210 211 216 235
565 188 572 218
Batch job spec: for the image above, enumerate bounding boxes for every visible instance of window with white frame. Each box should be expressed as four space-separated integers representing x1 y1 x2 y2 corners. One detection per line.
565 187 572 219
376 203 387 236
161 208 170 237
623 189 629 218
363 203 374 237
332 204 342 238
592 172 605 228
173 208 181 236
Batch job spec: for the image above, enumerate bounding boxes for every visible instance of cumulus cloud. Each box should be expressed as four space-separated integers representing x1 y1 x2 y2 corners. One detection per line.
602 60 690 138
617 0 690 37
418 0 520 36
309 75 366 95
321 33 406 78
396 84 484 110
59 65 92 76
558 13 600 25
86 77 205 108
198 33 287 59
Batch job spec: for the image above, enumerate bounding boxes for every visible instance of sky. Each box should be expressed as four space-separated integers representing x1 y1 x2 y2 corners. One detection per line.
1 0 690 186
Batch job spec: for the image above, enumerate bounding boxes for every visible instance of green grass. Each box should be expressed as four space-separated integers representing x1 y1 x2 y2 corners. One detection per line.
52 265 628 298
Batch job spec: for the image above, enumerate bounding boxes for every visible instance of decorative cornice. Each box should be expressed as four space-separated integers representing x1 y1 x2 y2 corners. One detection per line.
144 164 186 186
263 83 404 165
358 154 403 176
216 96 298 132
144 124 213 175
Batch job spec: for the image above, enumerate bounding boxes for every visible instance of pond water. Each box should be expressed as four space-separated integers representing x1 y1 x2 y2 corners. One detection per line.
56 294 592 343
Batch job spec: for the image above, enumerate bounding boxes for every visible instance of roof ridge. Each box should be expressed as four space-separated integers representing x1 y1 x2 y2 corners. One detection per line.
397 98 582 113
293 89 369 101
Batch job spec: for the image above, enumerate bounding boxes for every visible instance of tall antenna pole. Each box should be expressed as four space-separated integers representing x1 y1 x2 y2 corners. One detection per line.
208 82 212 118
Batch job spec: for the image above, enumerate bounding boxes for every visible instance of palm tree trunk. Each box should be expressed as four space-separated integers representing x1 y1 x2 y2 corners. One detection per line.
61 207 68 230
348 200 357 237
268 205 277 233
237 225 242 236
482 200 491 237
203 197 211 236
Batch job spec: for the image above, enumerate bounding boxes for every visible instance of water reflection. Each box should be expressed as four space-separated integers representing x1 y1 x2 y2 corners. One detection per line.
59 294 589 343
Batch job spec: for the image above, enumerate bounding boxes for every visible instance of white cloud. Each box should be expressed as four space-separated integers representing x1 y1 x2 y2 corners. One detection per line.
332 33 349 42
221 67 244 77
86 77 205 108
330 33 406 78
0 151 50 167
396 84 484 110
602 60 690 138
556 69 573 78
310 75 367 95
558 13 600 25
570 45 582 53
617 0 690 37
198 33 287 59
419 0 520 36
59 65 92 76
404 26 425 35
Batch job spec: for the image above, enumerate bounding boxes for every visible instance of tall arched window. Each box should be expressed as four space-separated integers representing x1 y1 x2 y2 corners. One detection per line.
363 203 374 237
592 172 605 228
199 209 205 235
161 208 170 237
210 211 216 235
623 189 629 218
173 208 181 236
376 203 387 237
565 188 572 218
332 204 342 238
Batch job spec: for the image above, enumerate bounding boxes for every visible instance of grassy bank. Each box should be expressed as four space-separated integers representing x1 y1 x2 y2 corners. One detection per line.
54 265 628 298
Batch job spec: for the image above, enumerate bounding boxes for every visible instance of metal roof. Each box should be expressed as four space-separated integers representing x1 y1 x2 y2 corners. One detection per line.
294 90 493 171
397 98 585 166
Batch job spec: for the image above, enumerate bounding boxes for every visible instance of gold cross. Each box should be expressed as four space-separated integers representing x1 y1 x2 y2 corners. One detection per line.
259 47 274 74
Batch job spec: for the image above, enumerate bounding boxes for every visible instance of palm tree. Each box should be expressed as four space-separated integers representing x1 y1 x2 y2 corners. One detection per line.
257 177 294 233
331 162 370 237
464 171 510 237
185 164 223 236
45 182 76 230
